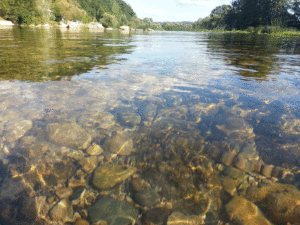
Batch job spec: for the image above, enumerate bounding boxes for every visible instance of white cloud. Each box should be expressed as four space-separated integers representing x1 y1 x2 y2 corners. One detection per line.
177 0 216 7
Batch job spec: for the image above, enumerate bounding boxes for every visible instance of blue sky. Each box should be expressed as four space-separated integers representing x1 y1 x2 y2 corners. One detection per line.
125 0 233 22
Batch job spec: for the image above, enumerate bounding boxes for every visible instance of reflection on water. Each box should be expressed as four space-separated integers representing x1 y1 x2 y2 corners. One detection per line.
0 28 134 81
0 29 300 224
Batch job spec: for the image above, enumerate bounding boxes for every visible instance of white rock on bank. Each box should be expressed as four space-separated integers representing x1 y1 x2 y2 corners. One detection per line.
119 25 130 32
0 20 14 26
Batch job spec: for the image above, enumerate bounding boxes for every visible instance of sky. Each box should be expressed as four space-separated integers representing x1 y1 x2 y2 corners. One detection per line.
125 0 233 22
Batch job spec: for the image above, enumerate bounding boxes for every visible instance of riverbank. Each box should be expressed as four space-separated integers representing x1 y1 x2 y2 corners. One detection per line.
0 19 153 34
192 27 300 37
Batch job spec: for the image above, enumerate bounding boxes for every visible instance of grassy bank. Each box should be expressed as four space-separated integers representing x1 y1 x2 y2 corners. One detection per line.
190 26 300 36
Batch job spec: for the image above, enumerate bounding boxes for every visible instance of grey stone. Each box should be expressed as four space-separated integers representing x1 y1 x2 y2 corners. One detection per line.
0 177 27 201
134 188 160 207
47 123 91 149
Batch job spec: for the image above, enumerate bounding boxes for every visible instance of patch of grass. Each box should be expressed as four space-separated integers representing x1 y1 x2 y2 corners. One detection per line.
270 31 300 36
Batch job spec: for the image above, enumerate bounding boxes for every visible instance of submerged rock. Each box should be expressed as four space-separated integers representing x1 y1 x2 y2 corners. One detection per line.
77 111 115 130
167 211 205 225
88 195 138 225
19 196 49 221
3 119 32 143
87 143 103 156
215 116 253 137
49 199 74 222
92 163 137 190
138 102 157 126
226 196 272 225
141 207 172 225
112 105 141 127
103 133 135 156
156 105 189 122
47 123 91 149
0 177 27 201
134 188 161 207
245 182 300 224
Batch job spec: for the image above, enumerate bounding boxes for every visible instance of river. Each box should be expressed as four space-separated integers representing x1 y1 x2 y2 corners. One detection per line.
0 27 300 224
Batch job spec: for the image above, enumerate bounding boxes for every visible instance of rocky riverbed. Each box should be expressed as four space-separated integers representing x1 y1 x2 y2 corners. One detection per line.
1 29 300 225
0 86 300 225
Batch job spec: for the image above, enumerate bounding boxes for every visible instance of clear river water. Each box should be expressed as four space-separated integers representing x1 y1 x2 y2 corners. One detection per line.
0 28 300 225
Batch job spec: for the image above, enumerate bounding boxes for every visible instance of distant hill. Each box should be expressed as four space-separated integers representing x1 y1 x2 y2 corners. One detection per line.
76 0 136 22
0 0 138 27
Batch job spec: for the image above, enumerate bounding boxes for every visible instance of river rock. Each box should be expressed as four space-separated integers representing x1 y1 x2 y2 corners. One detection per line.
92 163 137 190
79 156 99 173
77 111 115 130
47 123 91 149
103 133 135 156
0 177 27 201
226 196 272 225
49 199 74 222
0 109 22 122
245 182 300 224
223 167 247 183
3 119 32 143
221 176 238 196
215 116 253 136
167 211 205 225
19 196 48 221
75 219 90 225
134 188 161 207
190 102 220 122
119 113 141 127
56 187 73 199
88 195 138 225
261 164 274 178
141 207 172 225
138 102 157 126
112 106 141 127
87 143 103 156
156 105 189 122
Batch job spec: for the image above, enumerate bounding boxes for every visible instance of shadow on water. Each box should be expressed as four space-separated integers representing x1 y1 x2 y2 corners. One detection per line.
0 28 135 82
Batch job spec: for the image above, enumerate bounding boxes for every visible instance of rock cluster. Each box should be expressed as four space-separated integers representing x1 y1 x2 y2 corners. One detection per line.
0 94 299 225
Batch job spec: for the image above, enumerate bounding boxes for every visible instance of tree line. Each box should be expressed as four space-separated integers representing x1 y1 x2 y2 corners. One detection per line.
193 0 300 31
0 0 143 28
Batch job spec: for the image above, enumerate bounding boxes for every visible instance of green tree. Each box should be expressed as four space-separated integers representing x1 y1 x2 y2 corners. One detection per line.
100 12 119 27
0 0 38 24
193 5 231 30
225 0 299 29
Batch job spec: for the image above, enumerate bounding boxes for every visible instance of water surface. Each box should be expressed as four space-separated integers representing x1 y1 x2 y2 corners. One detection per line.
1 28 300 224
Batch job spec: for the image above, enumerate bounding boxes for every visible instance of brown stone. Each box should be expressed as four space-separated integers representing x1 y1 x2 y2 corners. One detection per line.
246 183 300 224
56 187 73 199
226 196 272 225
262 164 274 179
92 163 137 190
221 151 238 166
87 143 103 156
75 219 90 225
